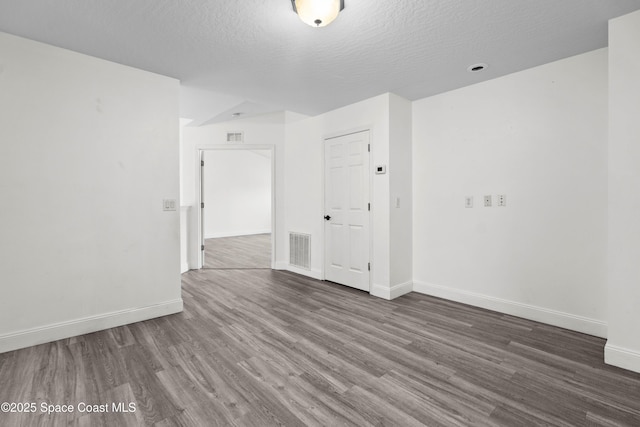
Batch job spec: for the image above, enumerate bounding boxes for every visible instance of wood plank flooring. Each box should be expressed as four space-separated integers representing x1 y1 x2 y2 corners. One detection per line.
1 268 640 426
204 234 271 269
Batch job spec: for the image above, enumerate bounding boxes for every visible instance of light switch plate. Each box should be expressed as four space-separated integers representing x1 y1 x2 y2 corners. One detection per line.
484 195 492 207
465 196 473 208
163 199 177 211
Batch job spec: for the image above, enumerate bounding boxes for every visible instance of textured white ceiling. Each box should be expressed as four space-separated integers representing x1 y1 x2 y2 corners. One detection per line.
1 0 639 121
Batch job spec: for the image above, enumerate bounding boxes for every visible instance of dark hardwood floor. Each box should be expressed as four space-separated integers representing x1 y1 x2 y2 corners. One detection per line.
204 234 271 269
1 268 640 426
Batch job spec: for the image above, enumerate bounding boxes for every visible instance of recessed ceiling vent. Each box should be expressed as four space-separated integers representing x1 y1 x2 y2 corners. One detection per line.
289 232 311 270
467 63 488 73
226 132 243 143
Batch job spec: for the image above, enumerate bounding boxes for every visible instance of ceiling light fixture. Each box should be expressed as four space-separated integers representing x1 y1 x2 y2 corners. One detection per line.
291 0 344 27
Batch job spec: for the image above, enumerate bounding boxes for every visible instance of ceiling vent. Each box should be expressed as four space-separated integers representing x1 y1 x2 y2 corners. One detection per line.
226 132 243 143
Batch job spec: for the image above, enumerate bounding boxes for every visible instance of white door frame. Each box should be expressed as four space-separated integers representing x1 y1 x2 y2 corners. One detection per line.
321 128 373 291
195 144 276 269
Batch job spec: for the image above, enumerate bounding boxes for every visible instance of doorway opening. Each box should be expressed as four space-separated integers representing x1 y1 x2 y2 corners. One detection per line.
197 146 275 270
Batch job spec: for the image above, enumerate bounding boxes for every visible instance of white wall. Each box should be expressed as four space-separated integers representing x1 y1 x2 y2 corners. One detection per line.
283 114 324 277
412 49 608 337
203 150 271 238
606 10 640 373
180 112 286 269
389 94 413 296
0 32 182 352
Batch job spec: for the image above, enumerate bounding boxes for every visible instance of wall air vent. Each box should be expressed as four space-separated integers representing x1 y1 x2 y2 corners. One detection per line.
289 232 311 270
226 132 243 143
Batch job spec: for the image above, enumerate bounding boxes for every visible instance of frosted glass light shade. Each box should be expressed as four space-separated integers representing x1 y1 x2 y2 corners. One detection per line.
293 0 343 27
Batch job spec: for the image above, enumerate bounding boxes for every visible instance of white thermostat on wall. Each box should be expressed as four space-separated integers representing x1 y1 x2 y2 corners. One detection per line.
375 165 387 174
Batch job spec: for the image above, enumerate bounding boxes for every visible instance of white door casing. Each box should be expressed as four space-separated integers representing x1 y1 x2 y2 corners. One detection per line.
324 131 370 291
200 150 205 266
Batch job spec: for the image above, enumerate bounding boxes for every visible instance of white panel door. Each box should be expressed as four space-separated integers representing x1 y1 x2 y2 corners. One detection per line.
324 131 370 291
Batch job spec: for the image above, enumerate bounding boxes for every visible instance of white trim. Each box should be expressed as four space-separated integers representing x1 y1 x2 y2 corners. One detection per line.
180 206 192 273
286 264 323 280
605 343 640 374
370 284 388 299
370 281 413 300
413 280 607 338
0 299 183 354
181 262 189 273
323 125 373 141
204 229 271 239
274 261 288 271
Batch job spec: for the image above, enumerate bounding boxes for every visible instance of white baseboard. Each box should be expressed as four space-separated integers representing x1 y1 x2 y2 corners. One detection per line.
181 262 189 273
412 281 607 338
605 343 640 374
205 229 271 239
371 281 414 300
284 264 323 280
0 299 183 354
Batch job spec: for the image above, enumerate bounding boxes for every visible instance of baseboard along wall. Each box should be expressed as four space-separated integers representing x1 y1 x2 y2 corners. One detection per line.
283 263 323 280
0 299 183 354
205 229 271 239
605 343 640 374
412 280 607 338
371 281 414 300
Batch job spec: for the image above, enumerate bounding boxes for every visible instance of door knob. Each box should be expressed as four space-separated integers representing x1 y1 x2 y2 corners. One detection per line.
324 215 331 221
